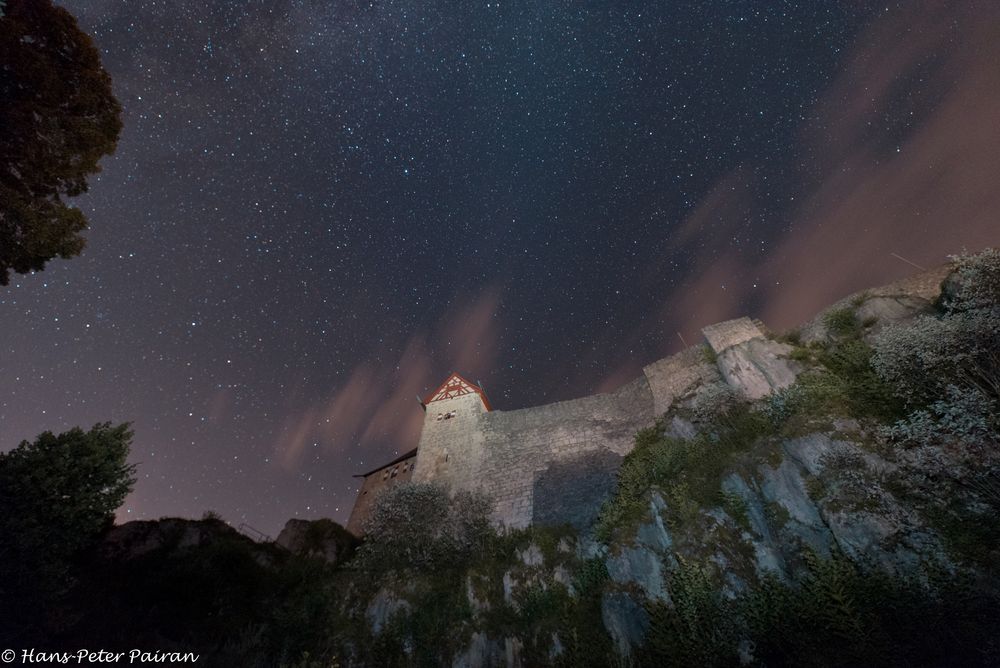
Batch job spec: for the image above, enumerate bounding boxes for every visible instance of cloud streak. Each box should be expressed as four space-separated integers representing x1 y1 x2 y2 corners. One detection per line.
661 0 1000 334
273 287 503 471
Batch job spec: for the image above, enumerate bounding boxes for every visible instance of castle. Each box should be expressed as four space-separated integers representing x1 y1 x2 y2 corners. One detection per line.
346 316 803 535
344 259 959 534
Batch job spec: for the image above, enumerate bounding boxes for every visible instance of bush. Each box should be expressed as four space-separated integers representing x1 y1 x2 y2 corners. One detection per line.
596 403 774 541
873 249 1000 408
692 382 739 424
883 385 998 448
354 483 493 572
817 339 904 421
873 309 1000 409
823 306 861 338
943 248 1000 313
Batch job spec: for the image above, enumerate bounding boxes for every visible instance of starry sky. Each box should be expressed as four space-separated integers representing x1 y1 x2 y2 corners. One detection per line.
2 1 998 537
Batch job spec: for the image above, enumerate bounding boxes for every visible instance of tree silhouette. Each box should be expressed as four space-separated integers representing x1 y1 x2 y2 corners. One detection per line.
0 0 122 285
0 423 136 640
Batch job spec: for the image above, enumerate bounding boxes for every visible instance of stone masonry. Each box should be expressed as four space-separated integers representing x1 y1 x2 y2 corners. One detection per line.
354 317 801 531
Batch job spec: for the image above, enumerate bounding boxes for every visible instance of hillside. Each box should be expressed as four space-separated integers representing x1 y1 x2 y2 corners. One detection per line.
5 250 1000 667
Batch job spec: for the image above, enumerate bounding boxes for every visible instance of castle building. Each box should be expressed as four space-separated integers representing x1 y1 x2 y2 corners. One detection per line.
346 266 953 536
345 448 418 535
346 317 805 535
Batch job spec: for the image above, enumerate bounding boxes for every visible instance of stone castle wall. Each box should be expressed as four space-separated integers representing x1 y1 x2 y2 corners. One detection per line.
346 451 417 535
403 317 796 529
479 375 655 529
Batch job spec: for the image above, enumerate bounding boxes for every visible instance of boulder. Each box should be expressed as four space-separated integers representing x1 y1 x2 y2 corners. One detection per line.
275 518 356 565
716 338 801 399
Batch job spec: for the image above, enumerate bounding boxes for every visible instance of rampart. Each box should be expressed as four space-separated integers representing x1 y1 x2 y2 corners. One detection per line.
405 317 800 529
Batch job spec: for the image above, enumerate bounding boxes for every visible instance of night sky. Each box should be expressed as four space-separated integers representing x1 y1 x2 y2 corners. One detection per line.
2 1 998 537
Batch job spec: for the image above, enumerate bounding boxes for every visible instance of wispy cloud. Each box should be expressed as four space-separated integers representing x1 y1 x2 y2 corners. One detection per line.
661 0 1000 334
272 287 503 470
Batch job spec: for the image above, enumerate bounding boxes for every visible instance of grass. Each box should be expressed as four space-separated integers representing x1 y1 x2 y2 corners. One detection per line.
823 306 862 339
701 344 718 364
597 327 906 545
595 404 776 543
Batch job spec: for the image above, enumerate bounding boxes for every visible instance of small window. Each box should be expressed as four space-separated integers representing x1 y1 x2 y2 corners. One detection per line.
382 470 389 480
390 466 398 478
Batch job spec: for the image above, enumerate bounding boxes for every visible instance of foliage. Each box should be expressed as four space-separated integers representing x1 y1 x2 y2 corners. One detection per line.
814 339 905 422
701 344 719 364
823 306 861 338
596 402 774 542
942 248 1000 312
873 249 1000 407
347 525 612 667
354 482 493 572
883 384 998 448
641 552 1000 668
0 0 122 284
0 422 136 638
873 310 1000 407
643 556 739 667
692 382 739 424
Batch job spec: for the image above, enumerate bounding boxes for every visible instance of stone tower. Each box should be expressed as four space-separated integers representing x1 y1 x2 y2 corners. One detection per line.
410 373 492 493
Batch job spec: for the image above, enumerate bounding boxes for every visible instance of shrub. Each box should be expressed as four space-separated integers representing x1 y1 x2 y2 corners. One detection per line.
883 385 998 448
640 552 1000 668
353 483 493 572
942 248 1000 313
692 383 739 424
873 249 1000 407
596 403 774 541
873 307 1000 407
817 339 904 421
701 344 718 364
823 306 860 338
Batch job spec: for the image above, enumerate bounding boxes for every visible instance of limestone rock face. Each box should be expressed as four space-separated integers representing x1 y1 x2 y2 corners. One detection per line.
451 632 504 668
712 433 952 586
798 264 950 344
716 338 801 400
100 518 244 561
606 545 668 602
366 587 412 635
604 492 673 605
701 317 801 399
275 518 356 565
601 591 649 659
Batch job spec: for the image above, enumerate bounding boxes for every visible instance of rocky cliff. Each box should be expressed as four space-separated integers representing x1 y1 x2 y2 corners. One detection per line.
332 252 999 667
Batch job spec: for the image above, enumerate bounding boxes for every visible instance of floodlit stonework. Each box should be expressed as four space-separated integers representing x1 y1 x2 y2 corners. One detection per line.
349 316 802 531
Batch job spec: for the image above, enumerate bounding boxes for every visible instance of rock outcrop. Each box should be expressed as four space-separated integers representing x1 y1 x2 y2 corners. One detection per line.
275 518 357 565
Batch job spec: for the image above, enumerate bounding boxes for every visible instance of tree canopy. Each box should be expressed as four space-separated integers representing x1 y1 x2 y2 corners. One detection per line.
0 422 136 633
0 0 122 285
